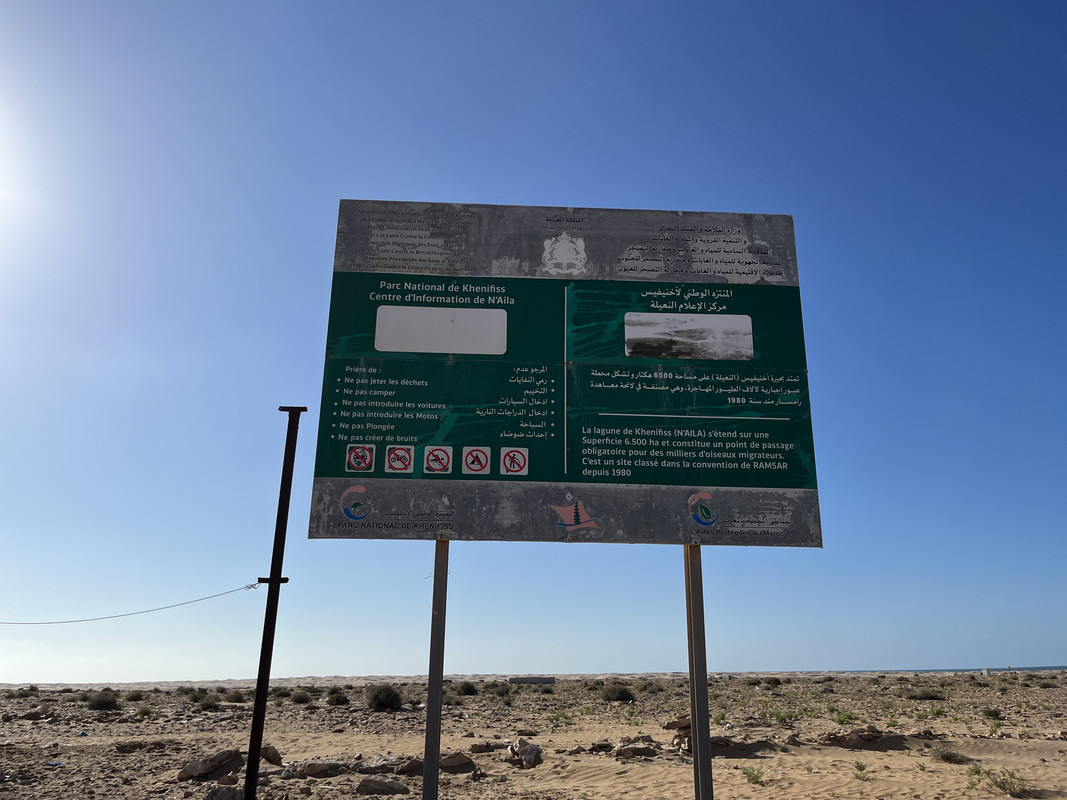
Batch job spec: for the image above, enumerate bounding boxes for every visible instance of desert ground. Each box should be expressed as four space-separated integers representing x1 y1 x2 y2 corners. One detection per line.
2 671 1065 799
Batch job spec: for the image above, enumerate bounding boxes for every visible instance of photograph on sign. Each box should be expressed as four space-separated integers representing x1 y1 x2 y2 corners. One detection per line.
309 200 820 546
623 313 754 360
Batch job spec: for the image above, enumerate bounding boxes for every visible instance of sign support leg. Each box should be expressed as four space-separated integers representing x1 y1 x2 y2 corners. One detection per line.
422 539 450 800
685 543 714 800
245 406 306 800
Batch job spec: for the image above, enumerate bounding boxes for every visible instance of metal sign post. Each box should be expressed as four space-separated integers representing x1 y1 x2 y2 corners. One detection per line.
245 406 306 800
422 539 450 800
685 544 714 799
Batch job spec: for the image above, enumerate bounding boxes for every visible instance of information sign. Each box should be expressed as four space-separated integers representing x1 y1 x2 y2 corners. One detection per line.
309 200 820 545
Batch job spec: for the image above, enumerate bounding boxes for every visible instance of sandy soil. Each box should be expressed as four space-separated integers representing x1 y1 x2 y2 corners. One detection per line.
2 671 1065 799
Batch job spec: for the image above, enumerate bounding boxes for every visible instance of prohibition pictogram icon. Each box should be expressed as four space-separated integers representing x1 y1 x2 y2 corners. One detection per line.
424 446 452 473
501 447 528 475
385 445 414 473
346 444 374 472
462 446 491 474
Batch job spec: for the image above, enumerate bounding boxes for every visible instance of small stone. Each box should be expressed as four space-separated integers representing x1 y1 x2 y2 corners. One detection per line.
177 749 244 781
355 775 410 795
614 744 658 758
394 757 423 776
508 738 543 769
439 752 476 771
301 759 350 778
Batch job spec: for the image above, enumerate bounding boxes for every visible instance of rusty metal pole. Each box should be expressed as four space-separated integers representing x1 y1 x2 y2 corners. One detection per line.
685 543 714 800
245 406 306 800
422 539 450 800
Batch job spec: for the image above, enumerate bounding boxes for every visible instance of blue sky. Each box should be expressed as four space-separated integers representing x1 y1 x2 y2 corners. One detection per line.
1 1 1065 683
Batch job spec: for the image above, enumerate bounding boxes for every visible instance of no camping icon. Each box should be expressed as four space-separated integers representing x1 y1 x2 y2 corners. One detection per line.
462 446 491 474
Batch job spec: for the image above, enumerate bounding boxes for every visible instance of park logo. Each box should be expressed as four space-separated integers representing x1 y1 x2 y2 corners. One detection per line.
340 485 373 521
687 492 719 526
541 232 588 276
550 499 600 530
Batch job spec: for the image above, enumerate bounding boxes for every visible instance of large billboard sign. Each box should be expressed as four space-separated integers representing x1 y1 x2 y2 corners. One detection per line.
309 200 820 546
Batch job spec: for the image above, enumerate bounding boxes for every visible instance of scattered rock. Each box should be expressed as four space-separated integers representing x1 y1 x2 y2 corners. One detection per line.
614 743 658 758
177 749 244 781
507 738 544 768
204 787 243 800
820 726 884 748
355 775 410 795
439 751 476 772
261 744 283 766
394 756 423 776
300 759 350 778
358 757 401 774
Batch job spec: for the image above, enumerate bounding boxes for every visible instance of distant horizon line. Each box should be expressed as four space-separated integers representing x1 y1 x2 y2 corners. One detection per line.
3 665 1065 690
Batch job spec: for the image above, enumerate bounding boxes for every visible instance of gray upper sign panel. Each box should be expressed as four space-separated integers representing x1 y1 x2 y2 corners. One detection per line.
334 201 800 285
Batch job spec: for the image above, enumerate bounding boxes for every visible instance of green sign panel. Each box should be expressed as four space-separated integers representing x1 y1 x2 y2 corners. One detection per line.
310 201 820 546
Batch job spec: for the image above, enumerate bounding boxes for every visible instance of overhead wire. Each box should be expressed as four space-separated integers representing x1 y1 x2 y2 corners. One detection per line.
0 583 260 625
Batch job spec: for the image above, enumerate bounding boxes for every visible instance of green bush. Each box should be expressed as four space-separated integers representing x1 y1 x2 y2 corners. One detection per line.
600 683 635 703
199 696 220 712
326 688 349 706
224 690 246 703
456 681 478 696
932 747 969 764
291 690 312 705
126 691 146 702
87 690 120 711
366 684 402 712
833 709 859 725
985 768 1036 798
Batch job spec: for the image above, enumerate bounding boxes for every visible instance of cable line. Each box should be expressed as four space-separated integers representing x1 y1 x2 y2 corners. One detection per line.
0 583 260 625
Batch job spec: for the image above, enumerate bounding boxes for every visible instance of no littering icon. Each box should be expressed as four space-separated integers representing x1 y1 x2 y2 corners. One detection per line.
500 447 528 476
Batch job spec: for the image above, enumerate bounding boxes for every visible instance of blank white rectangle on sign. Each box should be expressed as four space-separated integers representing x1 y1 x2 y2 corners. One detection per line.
374 306 508 355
